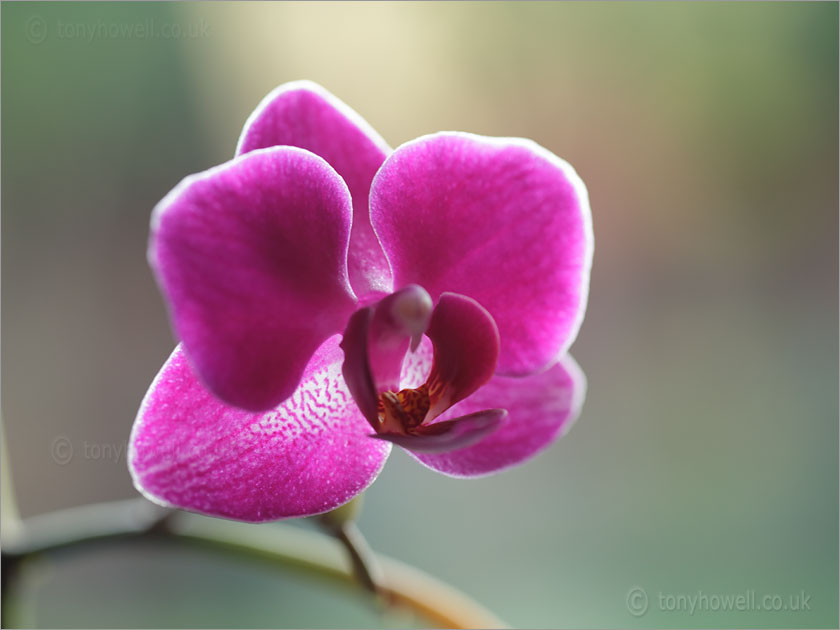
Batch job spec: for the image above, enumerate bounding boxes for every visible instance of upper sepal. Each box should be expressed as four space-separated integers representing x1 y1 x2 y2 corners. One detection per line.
237 81 393 295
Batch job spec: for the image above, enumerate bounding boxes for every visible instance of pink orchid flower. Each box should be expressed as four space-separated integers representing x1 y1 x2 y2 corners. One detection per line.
129 81 593 522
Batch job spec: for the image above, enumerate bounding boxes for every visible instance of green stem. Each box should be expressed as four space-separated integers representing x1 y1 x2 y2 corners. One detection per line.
332 520 383 596
1 499 506 629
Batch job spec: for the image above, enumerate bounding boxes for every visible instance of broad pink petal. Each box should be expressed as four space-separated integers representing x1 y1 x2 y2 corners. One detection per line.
409 355 586 477
425 293 500 418
129 337 391 522
236 81 392 296
370 133 593 376
374 409 506 453
151 146 357 411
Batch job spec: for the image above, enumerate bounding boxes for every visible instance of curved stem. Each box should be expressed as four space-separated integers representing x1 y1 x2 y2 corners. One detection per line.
1 499 506 629
332 521 382 596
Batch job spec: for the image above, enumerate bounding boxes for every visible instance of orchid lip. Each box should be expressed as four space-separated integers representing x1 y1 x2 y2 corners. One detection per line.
341 288 503 449
372 408 508 453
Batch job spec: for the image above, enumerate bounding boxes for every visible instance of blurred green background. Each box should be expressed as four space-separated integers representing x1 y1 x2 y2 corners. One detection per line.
2 2 837 628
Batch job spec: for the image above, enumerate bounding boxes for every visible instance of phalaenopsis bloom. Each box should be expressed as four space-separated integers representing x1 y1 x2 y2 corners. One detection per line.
129 81 593 522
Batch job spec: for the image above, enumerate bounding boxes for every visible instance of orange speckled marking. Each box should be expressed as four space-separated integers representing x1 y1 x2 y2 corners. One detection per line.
377 383 430 431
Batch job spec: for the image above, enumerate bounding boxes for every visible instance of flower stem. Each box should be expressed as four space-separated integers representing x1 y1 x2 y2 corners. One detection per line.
1 499 506 629
316 494 382 597
331 520 382 596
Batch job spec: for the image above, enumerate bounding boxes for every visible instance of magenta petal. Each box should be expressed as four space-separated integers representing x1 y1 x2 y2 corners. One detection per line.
409 355 586 477
129 338 391 522
425 293 500 418
237 81 392 296
151 146 356 411
374 409 506 453
370 132 593 376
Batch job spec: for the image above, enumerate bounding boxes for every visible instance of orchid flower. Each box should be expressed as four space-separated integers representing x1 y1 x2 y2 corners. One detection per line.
129 81 593 522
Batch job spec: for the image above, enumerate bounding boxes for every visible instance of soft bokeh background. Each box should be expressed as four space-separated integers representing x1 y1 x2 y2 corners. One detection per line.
2 2 837 628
